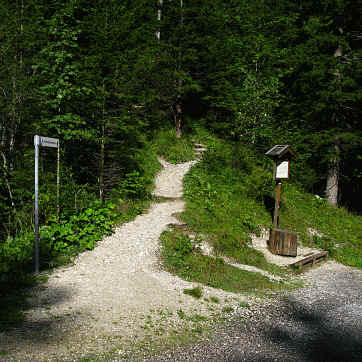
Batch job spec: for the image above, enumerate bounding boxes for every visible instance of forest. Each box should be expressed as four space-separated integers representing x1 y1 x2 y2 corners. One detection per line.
0 0 361 282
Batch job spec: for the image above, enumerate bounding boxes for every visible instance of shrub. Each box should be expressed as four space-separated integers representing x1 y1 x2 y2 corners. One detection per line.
183 286 203 299
119 170 148 199
151 129 194 164
41 201 116 257
0 233 33 282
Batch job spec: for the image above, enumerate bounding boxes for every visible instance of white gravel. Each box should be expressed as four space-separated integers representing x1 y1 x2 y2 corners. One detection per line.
153 158 196 198
0 157 248 361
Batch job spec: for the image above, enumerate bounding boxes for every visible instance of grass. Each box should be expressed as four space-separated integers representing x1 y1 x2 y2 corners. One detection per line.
181 137 288 276
178 132 361 278
280 184 362 269
210 296 220 303
183 286 203 299
239 301 250 308
150 128 195 164
222 306 234 313
160 229 288 295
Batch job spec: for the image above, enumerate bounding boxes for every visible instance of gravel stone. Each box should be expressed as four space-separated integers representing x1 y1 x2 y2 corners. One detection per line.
147 261 362 362
0 157 246 361
1 156 360 362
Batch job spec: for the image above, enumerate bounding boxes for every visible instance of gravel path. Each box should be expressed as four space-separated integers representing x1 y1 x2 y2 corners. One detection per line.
1 156 361 362
148 261 362 362
0 158 249 361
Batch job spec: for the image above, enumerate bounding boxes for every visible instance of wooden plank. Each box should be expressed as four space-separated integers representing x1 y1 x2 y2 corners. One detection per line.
292 251 328 268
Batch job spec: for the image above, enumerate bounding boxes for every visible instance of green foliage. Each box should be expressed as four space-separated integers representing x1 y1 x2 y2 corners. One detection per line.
160 228 283 294
279 184 362 269
239 301 250 308
0 201 117 282
41 201 116 257
151 129 195 164
1 0 361 301
183 286 203 299
182 137 277 272
210 296 220 304
222 306 233 313
0 233 33 280
119 170 148 199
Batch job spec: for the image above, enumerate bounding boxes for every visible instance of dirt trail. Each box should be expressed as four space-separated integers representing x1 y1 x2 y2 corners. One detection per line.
3 155 355 362
0 158 249 361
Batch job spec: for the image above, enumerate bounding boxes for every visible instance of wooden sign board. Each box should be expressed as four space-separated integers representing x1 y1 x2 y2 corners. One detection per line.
275 161 289 179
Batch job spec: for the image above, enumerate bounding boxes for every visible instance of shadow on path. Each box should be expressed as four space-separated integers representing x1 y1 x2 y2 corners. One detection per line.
150 266 362 362
0 283 81 357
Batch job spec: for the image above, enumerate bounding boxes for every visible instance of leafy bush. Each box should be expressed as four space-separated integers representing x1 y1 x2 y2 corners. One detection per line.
41 201 116 257
0 233 33 281
118 170 148 199
0 201 117 282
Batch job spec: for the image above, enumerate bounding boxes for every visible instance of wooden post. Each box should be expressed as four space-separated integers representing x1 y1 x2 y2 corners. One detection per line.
273 181 281 229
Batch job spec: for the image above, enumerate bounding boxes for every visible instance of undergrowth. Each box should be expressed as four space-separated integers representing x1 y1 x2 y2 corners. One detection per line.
150 128 195 164
160 229 287 294
181 137 284 275
181 132 361 273
280 184 362 269
0 140 161 329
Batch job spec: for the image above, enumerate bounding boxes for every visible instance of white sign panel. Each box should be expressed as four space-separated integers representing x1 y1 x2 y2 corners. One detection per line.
39 136 59 148
276 161 289 179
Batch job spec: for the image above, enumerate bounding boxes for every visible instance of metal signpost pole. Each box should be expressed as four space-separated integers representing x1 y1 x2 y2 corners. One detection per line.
34 135 59 274
57 144 60 221
34 135 40 274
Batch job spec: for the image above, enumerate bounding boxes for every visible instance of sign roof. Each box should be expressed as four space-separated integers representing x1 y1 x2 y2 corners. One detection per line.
265 145 297 159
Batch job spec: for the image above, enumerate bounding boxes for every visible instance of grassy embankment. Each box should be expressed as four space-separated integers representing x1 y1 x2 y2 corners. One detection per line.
159 129 362 298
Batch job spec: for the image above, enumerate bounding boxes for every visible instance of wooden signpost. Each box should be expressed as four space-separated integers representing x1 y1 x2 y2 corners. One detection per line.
34 135 60 274
265 145 298 257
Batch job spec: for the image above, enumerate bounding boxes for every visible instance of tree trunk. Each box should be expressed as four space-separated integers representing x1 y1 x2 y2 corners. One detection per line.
0 151 16 212
175 0 183 138
175 102 182 138
326 143 340 206
156 0 163 40
325 29 344 206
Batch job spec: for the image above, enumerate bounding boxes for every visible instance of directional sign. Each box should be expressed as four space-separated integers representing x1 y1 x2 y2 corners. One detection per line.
36 136 59 148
